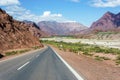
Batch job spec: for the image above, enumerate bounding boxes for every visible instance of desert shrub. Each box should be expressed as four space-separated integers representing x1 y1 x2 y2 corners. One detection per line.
95 56 103 61
5 49 30 56
116 55 120 65
18 49 29 53
101 57 111 60
5 51 18 56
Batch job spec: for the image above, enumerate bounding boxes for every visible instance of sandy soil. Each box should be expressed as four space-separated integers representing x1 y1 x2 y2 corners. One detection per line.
50 45 120 80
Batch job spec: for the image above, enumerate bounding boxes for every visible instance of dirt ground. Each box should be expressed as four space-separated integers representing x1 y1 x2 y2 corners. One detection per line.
50 45 120 80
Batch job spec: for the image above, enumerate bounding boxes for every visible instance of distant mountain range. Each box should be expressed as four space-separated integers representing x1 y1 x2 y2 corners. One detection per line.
37 11 120 37
37 21 87 36
0 8 42 52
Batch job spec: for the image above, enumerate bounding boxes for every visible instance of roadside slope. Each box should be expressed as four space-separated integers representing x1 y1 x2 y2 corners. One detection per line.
0 8 42 54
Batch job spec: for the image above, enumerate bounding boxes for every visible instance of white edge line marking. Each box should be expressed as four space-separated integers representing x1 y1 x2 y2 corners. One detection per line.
53 49 84 80
17 61 30 70
36 55 39 58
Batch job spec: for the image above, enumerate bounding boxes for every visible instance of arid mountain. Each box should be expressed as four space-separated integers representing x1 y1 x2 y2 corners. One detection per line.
90 11 120 31
23 20 50 37
38 21 87 35
76 11 120 39
0 8 42 53
23 20 41 38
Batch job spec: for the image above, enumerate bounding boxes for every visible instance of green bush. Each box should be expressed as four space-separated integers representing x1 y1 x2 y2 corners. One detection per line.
117 55 120 60
5 51 18 56
5 49 30 56
95 56 103 61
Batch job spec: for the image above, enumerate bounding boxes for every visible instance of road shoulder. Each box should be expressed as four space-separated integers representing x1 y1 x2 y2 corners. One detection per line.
0 46 47 62
50 45 120 80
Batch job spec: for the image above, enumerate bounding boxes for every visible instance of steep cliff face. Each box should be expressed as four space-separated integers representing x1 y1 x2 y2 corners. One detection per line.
0 8 42 52
24 20 50 37
23 21 42 38
90 11 120 31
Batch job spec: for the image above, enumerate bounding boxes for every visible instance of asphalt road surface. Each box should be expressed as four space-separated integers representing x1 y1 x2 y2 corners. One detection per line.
0 47 83 80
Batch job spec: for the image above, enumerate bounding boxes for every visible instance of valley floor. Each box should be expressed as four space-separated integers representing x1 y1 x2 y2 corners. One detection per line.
42 38 120 49
50 45 120 80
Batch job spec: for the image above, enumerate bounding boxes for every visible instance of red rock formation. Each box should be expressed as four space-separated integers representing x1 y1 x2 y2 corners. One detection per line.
0 8 42 52
90 11 120 32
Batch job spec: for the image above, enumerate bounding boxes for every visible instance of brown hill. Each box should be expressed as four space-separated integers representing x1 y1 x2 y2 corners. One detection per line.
23 21 49 37
0 8 42 53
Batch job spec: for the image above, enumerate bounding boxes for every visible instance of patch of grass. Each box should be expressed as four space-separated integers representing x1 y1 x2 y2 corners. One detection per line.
116 55 120 65
95 56 110 61
116 60 120 65
5 51 18 56
5 49 30 56
101 57 111 60
97 31 118 35
32 46 41 50
18 49 29 53
82 51 93 56
116 55 120 60
95 56 103 61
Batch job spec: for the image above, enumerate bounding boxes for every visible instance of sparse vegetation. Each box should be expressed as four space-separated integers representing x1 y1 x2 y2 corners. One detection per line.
41 40 120 55
32 46 41 50
95 56 103 61
96 31 120 40
42 40 120 65
5 49 30 56
95 56 110 61
4 46 41 56
97 31 118 35
116 55 120 65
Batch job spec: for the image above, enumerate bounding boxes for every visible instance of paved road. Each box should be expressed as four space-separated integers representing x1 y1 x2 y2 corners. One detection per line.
0 47 82 80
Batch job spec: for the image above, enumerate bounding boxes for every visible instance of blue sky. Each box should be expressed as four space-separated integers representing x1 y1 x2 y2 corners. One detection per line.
0 0 120 27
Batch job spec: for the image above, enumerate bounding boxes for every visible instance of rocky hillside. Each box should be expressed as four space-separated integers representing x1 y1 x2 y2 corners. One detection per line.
38 21 87 35
76 11 120 39
0 8 42 53
90 11 120 31
24 20 50 37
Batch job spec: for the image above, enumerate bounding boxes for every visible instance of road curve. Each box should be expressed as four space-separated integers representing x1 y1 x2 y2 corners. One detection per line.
0 46 84 80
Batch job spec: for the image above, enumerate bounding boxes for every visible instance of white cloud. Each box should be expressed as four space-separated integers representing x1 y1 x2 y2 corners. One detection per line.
5 5 72 23
42 11 62 17
71 0 80 2
1 0 74 23
0 0 20 6
43 11 51 17
92 0 120 7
